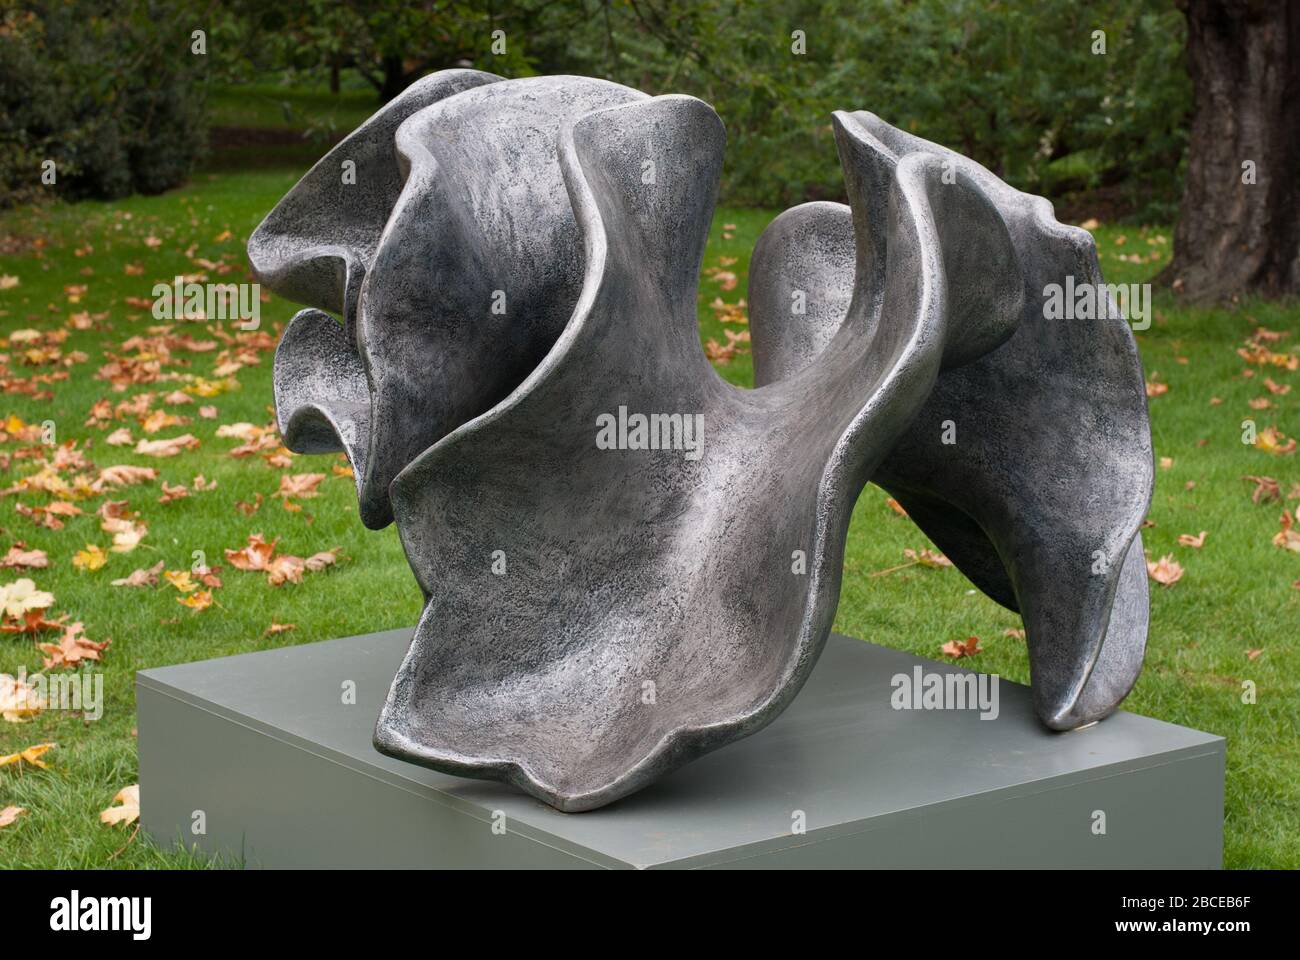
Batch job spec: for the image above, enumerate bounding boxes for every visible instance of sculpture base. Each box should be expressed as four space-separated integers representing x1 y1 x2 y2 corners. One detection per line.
137 630 1223 869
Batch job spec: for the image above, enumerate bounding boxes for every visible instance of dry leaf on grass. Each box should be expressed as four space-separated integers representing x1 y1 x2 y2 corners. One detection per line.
14 502 80 531
0 543 47 569
140 409 189 434
158 481 188 504
163 570 196 593
905 547 952 568
72 544 108 571
178 590 212 611
225 533 339 586
0 742 55 770
100 785 139 826
215 422 264 442
1146 554 1184 587
1255 426 1297 456
111 560 164 587
134 433 199 458
942 636 982 658
1243 475 1281 503
870 547 952 577
38 622 110 669
0 805 25 828
103 518 147 553
276 472 325 501
93 465 156 491
1177 531 1208 549
1274 510 1300 553
0 606 63 634
0 673 45 722
0 578 54 619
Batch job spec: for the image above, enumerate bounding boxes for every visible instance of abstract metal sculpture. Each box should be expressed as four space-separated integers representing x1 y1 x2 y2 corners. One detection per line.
248 72 1153 812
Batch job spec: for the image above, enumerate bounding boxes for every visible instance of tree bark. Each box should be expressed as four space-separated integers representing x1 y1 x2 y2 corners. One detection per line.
1159 0 1300 301
380 54 407 102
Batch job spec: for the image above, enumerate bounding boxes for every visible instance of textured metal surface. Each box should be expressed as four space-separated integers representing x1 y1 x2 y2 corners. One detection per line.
249 74 1153 811
749 112 1154 732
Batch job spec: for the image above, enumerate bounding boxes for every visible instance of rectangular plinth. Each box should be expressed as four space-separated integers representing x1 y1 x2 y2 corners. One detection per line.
137 630 1224 869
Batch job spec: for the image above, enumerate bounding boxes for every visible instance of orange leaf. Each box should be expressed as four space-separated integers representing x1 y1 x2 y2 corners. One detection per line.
37 622 110 669
1146 554 1184 587
941 636 982 658
178 590 212 611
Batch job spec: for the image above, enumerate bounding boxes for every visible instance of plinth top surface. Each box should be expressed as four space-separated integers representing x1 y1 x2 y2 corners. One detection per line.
139 629 1221 868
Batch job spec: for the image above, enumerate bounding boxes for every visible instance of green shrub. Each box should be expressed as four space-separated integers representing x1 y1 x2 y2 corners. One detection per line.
0 0 209 206
528 0 1192 219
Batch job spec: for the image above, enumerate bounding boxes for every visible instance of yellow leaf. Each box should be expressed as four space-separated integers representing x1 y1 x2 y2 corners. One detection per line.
0 742 55 770
100 784 140 826
178 590 212 611
72 544 108 571
163 570 197 593
1255 426 1297 456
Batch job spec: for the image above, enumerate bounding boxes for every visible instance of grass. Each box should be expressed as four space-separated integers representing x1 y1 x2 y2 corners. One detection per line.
208 81 378 135
0 128 1297 869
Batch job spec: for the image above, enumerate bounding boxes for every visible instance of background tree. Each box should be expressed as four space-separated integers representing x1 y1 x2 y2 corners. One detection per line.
1159 0 1300 301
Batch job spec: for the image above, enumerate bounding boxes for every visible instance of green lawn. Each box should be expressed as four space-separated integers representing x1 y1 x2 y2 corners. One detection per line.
208 81 378 134
0 147 1296 867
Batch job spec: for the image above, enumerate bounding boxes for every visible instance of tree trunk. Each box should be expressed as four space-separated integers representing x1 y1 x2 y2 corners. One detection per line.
379 54 407 102
1159 0 1300 301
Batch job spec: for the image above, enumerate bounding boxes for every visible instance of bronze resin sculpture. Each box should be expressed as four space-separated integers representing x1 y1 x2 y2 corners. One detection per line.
248 72 1153 812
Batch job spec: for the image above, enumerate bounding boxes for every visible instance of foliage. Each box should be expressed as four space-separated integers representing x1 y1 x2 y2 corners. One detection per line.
216 0 569 98
569 0 1191 218
215 0 1189 218
0 0 209 206
3 1 1193 213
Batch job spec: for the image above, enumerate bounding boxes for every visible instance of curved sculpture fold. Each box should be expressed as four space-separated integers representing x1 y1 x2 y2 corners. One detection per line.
249 69 503 329
250 73 1153 811
748 111 1153 731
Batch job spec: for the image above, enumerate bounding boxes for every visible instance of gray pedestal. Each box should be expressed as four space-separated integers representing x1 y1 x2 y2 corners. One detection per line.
137 630 1224 869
